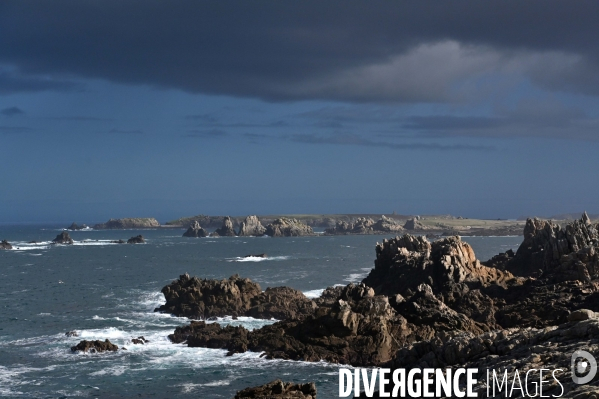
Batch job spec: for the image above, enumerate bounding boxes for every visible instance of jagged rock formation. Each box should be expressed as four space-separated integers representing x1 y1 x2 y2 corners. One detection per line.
131 336 148 345
52 231 74 244
156 274 316 320
265 218 314 237
372 215 404 233
324 217 376 235
93 218 160 229
386 318 599 397
215 216 237 236
487 213 599 282
127 235 145 244
182 220 209 237
0 240 12 250
169 283 420 365
233 379 317 399
71 339 119 353
363 235 515 297
403 217 432 230
66 222 88 230
324 216 405 235
237 215 266 236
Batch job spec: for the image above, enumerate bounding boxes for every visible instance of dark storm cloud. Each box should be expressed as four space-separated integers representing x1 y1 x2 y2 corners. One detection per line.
0 69 80 94
1 106 24 116
1 1 599 101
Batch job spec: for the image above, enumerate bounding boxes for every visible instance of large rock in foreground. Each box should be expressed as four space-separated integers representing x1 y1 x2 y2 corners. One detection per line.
234 379 317 399
156 274 316 320
93 218 160 229
52 232 74 244
182 220 208 237
0 240 12 250
71 339 119 353
265 218 314 237
237 215 266 236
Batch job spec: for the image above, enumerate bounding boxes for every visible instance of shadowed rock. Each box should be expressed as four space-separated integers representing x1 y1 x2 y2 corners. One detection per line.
127 235 144 244
52 231 74 244
0 240 12 250
183 220 209 237
215 216 237 236
156 274 316 320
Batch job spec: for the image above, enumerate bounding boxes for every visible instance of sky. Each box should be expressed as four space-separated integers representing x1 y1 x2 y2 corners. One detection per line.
1 1 599 223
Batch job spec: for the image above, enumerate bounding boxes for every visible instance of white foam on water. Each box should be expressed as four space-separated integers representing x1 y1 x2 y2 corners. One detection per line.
227 255 290 262
303 289 325 298
344 273 368 282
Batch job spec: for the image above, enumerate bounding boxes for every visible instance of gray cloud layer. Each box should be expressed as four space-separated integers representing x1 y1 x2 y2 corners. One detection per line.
1 1 599 101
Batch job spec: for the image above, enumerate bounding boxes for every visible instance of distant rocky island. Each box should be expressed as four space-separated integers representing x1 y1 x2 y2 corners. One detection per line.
92 218 160 229
182 215 315 238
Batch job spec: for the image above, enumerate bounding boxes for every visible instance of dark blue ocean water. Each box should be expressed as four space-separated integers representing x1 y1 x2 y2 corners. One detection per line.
0 225 522 398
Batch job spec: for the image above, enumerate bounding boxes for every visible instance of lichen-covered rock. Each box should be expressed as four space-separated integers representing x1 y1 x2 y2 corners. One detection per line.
52 231 74 244
234 379 317 398
182 220 209 237
71 339 119 353
0 240 12 250
156 274 316 320
265 218 314 237
215 216 237 236
237 215 266 236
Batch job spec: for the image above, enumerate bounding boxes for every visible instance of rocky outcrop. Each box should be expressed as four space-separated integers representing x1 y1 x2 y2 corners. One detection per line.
52 231 74 244
324 216 404 235
182 220 208 237
66 222 88 230
127 235 145 244
93 218 160 229
265 218 314 237
233 379 317 399
363 235 515 297
324 217 376 235
71 339 119 353
110 239 125 244
237 215 266 236
490 213 599 281
156 274 316 320
386 318 599 397
372 215 404 233
215 216 237 237
170 283 420 366
0 240 12 250
403 217 432 230
131 336 148 345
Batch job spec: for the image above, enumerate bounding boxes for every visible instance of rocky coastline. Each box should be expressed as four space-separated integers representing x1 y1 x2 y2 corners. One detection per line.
93 218 160 229
159 214 599 396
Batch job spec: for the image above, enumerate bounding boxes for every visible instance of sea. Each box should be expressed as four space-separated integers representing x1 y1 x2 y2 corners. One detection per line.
0 225 523 398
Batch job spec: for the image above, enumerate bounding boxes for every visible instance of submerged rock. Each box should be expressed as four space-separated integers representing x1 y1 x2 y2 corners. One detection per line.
52 232 74 244
182 220 209 237
264 218 314 237
110 239 125 244
131 336 149 345
215 216 237 236
127 235 145 244
237 215 266 236
0 240 12 250
156 274 316 320
71 339 119 353
233 379 317 399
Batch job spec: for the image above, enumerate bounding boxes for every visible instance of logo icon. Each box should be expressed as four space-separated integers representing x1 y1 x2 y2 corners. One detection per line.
571 350 597 384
